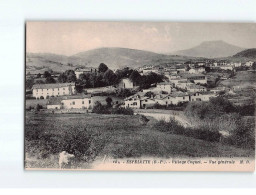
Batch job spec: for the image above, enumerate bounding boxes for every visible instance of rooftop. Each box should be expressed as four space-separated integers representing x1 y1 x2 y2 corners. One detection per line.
32 83 75 89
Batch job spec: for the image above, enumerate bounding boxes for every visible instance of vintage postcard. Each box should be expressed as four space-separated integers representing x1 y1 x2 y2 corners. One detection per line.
25 22 255 171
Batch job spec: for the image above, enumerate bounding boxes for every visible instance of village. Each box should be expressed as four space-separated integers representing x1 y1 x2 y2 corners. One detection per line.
26 59 255 112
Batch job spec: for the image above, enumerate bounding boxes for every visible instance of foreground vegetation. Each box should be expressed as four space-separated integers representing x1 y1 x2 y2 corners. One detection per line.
25 112 254 169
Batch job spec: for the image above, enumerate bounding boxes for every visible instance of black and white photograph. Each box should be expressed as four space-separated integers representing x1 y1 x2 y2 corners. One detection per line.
25 22 255 171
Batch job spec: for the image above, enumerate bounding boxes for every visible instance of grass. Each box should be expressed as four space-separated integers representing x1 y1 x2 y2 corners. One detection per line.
26 99 48 109
25 112 255 169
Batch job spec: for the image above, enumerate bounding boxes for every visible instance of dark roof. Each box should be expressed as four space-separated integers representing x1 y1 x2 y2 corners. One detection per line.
47 98 62 105
32 83 75 89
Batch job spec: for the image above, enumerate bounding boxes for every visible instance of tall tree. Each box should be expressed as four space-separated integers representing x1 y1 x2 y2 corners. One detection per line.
129 70 141 85
98 63 108 73
103 69 117 85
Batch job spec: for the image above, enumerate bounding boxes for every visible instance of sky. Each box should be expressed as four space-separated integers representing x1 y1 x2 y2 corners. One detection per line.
26 22 256 56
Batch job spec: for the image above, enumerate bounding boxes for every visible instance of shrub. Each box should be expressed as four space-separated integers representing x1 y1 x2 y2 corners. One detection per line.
111 107 134 115
153 118 221 142
92 101 110 114
35 104 43 111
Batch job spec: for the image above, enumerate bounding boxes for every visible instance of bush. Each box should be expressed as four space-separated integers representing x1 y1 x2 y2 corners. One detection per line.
25 126 107 160
92 101 110 114
111 107 134 115
35 104 43 111
153 118 221 142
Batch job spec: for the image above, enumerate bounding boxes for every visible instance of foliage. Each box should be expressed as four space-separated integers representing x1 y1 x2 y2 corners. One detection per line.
153 118 221 143
116 88 133 98
103 69 118 85
35 104 43 111
105 97 112 107
45 76 56 84
26 78 34 89
58 70 77 83
129 70 141 85
98 63 108 73
43 71 51 78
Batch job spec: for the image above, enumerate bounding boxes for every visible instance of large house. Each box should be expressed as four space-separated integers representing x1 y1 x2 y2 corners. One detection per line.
75 68 96 79
61 95 92 109
32 83 76 99
156 82 173 93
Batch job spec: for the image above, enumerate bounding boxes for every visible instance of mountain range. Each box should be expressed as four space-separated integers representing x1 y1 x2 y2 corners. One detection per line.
174 40 245 58
26 41 255 73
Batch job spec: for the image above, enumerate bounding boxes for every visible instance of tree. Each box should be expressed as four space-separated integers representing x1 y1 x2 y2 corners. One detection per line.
36 73 42 78
98 63 108 73
44 71 51 78
105 97 113 107
252 62 256 71
45 76 56 84
26 78 34 89
129 70 141 85
103 69 117 85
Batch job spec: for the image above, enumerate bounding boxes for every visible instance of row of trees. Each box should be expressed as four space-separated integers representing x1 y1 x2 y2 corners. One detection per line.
26 63 164 91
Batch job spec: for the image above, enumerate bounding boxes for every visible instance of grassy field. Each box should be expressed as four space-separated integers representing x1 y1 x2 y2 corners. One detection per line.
25 112 254 169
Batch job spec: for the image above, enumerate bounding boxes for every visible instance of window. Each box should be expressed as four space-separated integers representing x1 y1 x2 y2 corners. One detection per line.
183 97 185 100
36 89 38 92
82 101 84 104
53 88 54 91
89 100 91 104
63 92 65 95
58 88 59 91
145 100 148 102
63 88 65 90
73 101 75 105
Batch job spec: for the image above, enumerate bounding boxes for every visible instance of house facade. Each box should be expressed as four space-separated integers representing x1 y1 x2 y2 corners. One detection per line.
32 83 76 99
61 97 92 109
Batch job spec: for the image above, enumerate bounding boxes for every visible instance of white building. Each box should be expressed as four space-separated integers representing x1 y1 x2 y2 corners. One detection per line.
32 83 76 99
220 65 234 71
156 82 173 93
245 61 254 67
61 96 92 109
190 92 216 102
75 68 95 79
118 78 134 89
189 67 205 74
186 84 207 92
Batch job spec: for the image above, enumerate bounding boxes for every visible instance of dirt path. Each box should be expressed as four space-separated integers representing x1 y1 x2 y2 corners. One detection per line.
134 109 191 127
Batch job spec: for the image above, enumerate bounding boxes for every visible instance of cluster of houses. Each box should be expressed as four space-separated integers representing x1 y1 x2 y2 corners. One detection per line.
124 73 216 109
29 59 255 111
138 60 254 77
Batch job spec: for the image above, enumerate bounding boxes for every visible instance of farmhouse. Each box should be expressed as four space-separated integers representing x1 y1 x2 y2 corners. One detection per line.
186 84 207 92
180 73 207 85
245 61 254 67
189 92 216 102
156 82 173 93
32 83 76 99
189 67 205 74
118 78 134 89
61 95 92 109
75 68 95 79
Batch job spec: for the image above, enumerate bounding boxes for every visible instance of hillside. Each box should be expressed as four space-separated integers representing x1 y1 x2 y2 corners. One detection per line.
174 40 245 58
26 47 201 73
232 48 256 59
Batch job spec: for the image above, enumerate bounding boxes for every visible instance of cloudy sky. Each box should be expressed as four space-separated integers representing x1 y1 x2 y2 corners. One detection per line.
26 22 256 56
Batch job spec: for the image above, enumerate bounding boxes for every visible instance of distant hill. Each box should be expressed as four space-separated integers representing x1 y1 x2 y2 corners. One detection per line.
232 48 256 59
26 47 201 73
174 40 245 58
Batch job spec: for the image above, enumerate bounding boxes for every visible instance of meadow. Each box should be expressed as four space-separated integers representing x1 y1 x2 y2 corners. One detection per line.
25 112 254 169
